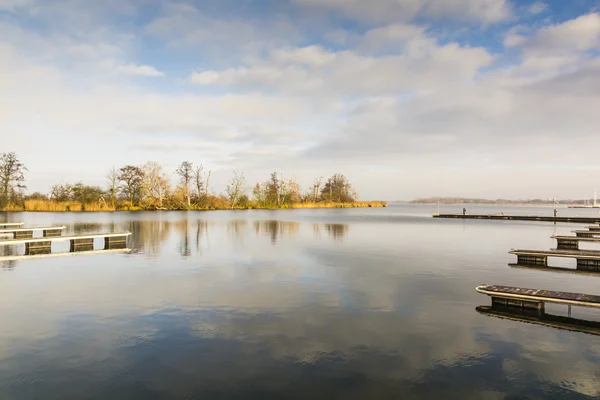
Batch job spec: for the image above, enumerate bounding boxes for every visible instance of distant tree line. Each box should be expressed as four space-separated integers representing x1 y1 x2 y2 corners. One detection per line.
0 152 362 211
408 197 594 205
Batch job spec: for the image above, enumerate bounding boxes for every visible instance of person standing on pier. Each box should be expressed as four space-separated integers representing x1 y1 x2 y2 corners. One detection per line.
463 208 466 216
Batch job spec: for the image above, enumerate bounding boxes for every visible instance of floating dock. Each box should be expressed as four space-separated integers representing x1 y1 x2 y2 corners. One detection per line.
0 232 131 255
509 248 600 270
0 222 23 229
476 285 600 313
509 263 600 276
573 230 600 237
552 235 600 250
433 214 600 223
0 226 66 239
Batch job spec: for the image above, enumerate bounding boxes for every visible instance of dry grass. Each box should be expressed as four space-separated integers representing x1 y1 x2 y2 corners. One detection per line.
291 201 387 209
24 200 115 212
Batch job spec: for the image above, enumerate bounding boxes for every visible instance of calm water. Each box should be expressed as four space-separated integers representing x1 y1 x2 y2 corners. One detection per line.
1 205 600 399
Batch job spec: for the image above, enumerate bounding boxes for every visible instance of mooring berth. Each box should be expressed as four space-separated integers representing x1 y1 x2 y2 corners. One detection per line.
476 285 600 313
0 232 131 255
0 226 66 239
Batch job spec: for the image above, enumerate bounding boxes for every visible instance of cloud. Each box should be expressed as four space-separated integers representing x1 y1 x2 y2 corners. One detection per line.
292 0 512 24
528 1 547 15
117 64 165 77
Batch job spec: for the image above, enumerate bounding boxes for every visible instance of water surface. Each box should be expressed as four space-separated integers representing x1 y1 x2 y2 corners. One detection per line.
1 205 599 399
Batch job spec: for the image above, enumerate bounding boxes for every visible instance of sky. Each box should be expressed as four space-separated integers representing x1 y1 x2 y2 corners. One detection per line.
1 0 600 200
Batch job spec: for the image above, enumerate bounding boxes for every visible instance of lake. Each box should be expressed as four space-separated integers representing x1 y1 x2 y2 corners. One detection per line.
1 205 600 399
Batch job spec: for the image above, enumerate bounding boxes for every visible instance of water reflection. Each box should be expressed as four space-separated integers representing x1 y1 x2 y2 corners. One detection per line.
324 223 348 241
1 208 600 398
253 220 299 244
477 306 600 337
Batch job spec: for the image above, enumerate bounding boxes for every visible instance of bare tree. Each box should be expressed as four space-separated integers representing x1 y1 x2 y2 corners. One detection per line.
0 152 27 208
176 161 193 208
118 165 144 207
106 166 118 208
312 176 323 202
193 165 205 199
142 161 170 208
226 171 247 209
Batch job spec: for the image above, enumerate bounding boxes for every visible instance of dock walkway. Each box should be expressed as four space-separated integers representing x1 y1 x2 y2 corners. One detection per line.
509 248 600 269
434 214 600 223
476 285 600 312
0 222 23 229
0 226 66 239
0 232 131 255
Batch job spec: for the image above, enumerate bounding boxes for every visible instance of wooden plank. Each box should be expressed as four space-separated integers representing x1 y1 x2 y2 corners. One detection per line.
476 285 600 308
509 249 600 260
0 248 132 262
0 232 131 246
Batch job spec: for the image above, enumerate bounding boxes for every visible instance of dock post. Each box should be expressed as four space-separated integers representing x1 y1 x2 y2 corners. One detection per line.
43 229 63 238
14 230 34 240
577 259 600 271
70 238 95 252
104 236 127 250
556 238 579 250
517 255 547 266
24 241 52 256
491 296 545 313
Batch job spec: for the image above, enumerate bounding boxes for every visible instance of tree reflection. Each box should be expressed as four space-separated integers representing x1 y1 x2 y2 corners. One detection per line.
253 220 299 245
324 224 348 241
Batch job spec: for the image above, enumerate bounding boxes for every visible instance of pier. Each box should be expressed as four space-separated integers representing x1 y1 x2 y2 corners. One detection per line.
573 230 600 237
509 249 600 270
476 285 600 314
433 214 600 223
0 222 23 229
0 226 66 239
0 232 132 255
552 235 600 250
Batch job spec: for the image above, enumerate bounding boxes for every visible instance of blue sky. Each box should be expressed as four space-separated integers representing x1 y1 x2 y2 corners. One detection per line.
1 0 600 199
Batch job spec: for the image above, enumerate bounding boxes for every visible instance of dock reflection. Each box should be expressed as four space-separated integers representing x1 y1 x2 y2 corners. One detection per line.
476 306 600 336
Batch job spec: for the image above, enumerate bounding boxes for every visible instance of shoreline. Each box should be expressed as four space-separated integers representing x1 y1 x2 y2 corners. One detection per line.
1 201 388 213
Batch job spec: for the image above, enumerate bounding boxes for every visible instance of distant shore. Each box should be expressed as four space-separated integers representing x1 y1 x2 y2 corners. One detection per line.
1 201 388 212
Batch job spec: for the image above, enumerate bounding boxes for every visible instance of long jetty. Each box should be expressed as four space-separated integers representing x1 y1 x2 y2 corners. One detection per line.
0 232 132 255
433 214 600 223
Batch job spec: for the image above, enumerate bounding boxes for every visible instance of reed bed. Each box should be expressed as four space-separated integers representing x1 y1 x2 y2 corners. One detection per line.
24 200 115 212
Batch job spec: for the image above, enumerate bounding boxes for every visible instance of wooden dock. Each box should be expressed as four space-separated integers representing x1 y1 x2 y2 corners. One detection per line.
476 285 600 312
476 306 600 336
509 248 600 270
0 232 131 255
573 230 600 237
552 235 600 250
0 222 23 229
0 226 66 239
433 214 600 223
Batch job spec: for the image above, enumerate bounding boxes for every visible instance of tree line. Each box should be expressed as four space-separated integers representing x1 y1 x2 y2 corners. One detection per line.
0 152 361 211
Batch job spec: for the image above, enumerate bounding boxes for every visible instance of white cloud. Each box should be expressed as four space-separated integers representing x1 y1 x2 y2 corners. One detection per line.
528 1 547 15
117 64 165 77
292 0 512 24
